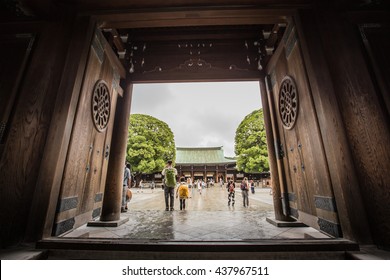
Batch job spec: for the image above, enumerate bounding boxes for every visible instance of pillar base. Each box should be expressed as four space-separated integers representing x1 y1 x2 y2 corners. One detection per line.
266 217 308 227
87 217 129 227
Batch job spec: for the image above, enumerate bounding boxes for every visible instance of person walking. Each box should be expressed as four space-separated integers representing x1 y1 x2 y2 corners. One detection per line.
250 179 255 194
121 163 131 213
150 180 155 193
162 160 178 211
227 180 235 206
241 177 249 207
220 177 224 189
187 177 194 197
197 179 202 195
138 179 143 193
176 177 190 210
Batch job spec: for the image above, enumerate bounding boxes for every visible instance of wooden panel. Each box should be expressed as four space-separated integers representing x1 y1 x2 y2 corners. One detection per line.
60 48 101 200
21 17 98 241
358 24 390 123
0 21 73 246
286 44 332 219
105 23 287 82
318 11 390 246
270 55 295 201
98 85 120 196
288 40 332 198
267 23 339 233
0 34 34 148
264 44 291 217
81 55 116 213
81 133 104 213
294 9 372 243
128 39 270 82
259 76 290 221
75 56 102 215
54 29 123 234
272 50 312 216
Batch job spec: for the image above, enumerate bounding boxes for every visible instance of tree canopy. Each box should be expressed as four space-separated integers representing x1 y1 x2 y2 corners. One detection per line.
126 114 176 179
234 109 269 173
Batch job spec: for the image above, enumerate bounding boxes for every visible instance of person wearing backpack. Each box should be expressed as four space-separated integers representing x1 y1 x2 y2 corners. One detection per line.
176 177 190 210
227 180 235 206
162 160 178 211
241 177 249 208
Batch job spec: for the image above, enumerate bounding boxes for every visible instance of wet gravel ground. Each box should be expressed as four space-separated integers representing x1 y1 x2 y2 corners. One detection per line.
64 186 330 240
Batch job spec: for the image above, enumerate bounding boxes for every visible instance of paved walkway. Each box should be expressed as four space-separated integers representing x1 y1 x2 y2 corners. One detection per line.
63 186 330 240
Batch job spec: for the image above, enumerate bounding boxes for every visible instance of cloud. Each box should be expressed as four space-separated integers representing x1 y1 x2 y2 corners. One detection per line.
131 84 174 115
131 82 262 157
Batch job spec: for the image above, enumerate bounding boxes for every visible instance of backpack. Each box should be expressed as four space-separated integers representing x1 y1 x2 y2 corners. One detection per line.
164 168 176 187
178 185 188 197
126 189 132 201
240 182 247 190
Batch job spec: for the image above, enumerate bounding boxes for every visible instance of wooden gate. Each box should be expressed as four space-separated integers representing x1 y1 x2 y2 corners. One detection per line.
52 30 124 236
266 22 341 237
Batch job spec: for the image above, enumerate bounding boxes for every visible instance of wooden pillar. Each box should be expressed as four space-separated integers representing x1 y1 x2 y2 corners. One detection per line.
100 82 132 221
259 79 289 221
263 75 293 219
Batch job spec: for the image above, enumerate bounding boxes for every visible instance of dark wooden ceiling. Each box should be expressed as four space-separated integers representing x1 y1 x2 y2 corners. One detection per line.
19 1 313 16
5 0 387 19
3 0 386 82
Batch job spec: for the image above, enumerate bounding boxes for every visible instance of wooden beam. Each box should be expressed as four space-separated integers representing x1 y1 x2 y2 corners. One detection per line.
103 28 125 52
96 8 292 29
125 25 272 42
103 32 126 78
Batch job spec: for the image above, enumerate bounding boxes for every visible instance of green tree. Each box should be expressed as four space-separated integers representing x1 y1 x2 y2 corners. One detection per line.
127 114 176 186
234 109 269 173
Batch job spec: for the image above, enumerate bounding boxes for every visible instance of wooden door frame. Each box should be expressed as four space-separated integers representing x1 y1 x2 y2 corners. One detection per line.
29 6 371 244
92 7 345 237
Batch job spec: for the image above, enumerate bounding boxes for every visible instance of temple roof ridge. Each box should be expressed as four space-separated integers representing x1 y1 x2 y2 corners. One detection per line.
177 146 224 150
176 146 235 164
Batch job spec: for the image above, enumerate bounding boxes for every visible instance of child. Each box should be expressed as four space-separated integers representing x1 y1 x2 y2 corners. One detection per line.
227 180 235 206
176 177 190 210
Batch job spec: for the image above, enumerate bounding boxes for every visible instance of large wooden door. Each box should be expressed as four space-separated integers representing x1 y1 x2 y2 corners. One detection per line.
266 23 341 237
52 29 124 236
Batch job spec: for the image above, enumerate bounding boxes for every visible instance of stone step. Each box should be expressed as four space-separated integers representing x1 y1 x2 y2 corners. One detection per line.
36 238 359 260
0 243 48 260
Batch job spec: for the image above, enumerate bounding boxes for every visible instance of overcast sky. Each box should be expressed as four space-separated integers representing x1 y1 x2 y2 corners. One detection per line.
130 82 262 157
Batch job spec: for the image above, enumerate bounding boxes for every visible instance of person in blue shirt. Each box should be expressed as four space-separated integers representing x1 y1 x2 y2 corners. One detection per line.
121 162 131 213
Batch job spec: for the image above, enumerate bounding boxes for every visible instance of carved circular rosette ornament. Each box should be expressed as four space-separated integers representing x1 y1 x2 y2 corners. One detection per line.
92 80 111 132
279 76 299 130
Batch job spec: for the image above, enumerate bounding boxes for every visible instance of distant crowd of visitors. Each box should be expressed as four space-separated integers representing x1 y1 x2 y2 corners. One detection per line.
121 160 259 213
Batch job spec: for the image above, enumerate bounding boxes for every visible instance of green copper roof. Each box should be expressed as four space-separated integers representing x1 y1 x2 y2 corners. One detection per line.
176 147 236 164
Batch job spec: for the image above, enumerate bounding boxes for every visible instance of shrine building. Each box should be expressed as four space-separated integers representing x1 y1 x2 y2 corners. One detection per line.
175 146 237 182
